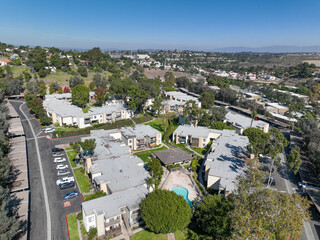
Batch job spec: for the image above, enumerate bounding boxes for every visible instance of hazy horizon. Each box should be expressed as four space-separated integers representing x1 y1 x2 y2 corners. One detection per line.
1 0 320 51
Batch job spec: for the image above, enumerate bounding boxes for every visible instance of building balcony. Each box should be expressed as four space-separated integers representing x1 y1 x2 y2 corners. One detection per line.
105 218 120 228
105 226 122 237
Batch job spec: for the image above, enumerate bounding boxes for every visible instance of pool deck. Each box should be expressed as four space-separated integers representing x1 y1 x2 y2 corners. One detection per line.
162 170 199 201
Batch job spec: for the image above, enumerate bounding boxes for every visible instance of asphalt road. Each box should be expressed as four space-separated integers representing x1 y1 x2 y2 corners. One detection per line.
10 100 83 240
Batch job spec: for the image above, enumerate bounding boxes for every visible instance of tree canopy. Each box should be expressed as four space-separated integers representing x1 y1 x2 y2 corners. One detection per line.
287 146 301 174
71 84 89 108
140 189 192 234
193 195 233 238
231 163 310 239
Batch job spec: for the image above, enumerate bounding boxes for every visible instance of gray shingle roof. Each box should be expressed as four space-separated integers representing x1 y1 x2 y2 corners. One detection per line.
205 129 249 192
225 112 268 130
90 155 149 193
153 148 192 165
82 185 148 218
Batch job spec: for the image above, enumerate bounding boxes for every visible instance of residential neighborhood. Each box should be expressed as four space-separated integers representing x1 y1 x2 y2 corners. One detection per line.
1 1 320 240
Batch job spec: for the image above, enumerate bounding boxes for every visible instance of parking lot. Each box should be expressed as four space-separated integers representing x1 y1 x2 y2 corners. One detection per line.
10 100 83 240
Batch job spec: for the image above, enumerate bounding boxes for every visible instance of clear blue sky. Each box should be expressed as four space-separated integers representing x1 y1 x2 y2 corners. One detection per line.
1 0 320 50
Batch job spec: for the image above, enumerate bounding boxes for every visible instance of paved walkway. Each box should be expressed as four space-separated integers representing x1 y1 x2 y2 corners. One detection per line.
167 233 175 240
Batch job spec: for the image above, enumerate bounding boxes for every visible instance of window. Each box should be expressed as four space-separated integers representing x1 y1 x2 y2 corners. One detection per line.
128 139 132 143
88 216 94 223
203 139 206 142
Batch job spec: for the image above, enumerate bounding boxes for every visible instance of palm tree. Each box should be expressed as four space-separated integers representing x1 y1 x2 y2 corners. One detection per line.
250 110 257 128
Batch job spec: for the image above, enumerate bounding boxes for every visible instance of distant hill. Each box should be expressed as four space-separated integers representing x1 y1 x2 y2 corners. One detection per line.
212 45 320 53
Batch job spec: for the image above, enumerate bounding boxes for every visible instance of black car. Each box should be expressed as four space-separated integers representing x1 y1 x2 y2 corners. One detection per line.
60 181 75 190
52 148 64 152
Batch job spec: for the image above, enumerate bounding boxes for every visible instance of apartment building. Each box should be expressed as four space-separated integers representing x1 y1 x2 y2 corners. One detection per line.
265 102 288 115
165 91 201 108
172 125 222 148
225 112 269 134
204 130 250 196
82 185 148 237
43 96 132 128
120 125 162 150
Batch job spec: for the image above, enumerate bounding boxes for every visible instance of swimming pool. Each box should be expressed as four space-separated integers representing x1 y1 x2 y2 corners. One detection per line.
171 187 192 206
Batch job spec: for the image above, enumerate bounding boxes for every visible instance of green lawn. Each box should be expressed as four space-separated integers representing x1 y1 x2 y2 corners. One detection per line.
133 115 153 124
145 119 165 135
134 146 168 162
73 167 91 193
66 147 73 151
191 147 206 155
131 230 167 240
175 229 187 240
66 213 80 240
67 150 78 168
56 127 80 132
172 143 193 154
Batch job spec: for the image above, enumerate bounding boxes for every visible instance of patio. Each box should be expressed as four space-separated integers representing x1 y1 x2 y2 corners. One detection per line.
161 170 201 201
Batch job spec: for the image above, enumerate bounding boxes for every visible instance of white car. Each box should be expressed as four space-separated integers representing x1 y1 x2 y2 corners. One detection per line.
56 164 69 170
53 152 64 157
56 176 75 185
43 127 55 133
54 157 66 163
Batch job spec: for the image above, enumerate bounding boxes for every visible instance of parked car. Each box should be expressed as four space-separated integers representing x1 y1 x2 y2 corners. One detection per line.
57 169 71 176
56 164 68 170
60 181 75 190
53 157 66 163
64 191 79 200
56 176 75 185
52 148 64 152
43 127 55 133
53 152 64 157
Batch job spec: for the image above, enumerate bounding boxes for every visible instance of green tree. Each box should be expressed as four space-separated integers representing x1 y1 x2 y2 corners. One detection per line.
127 85 149 113
140 189 192 234
88 81 96 91
183 100 203 125
69 76 84 88
231 165 310 240
243 128 270 156
79 139 96 152
164 71 175 89
38 83 46 96
93 74 108 88
77 66 88 77
250 110 257 128
148 158 163 188
6 79 24 95
194 195 233 238
71 84 89 108
211 121 235 130
287 146 301 174
200 92 215 109
49 84 54 94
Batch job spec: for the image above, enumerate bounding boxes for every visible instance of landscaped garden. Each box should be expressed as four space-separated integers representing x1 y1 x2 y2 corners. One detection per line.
145 118 165 135
52 119 133 138
67 150 78 168
131 230 167 240
66 213 80 240
73 167 92 193
134 146 168 162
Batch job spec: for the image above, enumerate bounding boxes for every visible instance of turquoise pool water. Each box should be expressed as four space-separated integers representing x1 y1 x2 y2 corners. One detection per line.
171 187 192 206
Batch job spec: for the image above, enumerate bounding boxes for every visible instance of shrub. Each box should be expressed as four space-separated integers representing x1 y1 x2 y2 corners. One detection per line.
76 212 83 220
